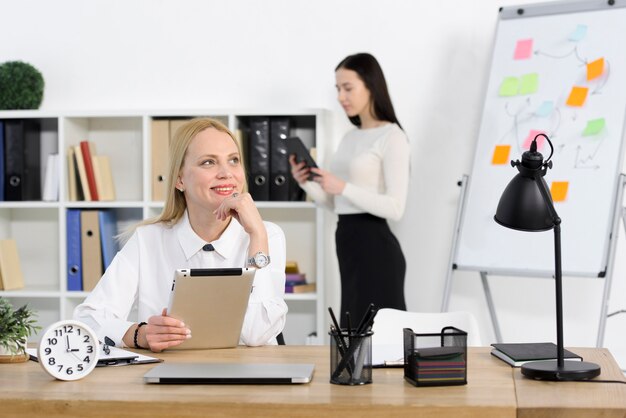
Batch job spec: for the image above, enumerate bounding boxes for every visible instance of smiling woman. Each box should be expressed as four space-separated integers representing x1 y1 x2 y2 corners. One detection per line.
74 117 288 352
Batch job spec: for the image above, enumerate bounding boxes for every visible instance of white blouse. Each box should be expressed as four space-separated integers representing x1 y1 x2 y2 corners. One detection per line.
303 123 410 221
74 211 287 348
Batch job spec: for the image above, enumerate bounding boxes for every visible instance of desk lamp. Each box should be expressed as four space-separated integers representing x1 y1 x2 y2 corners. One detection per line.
494 133 601 381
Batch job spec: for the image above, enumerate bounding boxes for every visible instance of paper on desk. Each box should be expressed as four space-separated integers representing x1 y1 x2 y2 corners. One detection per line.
27 345 161 366
372 344 404 368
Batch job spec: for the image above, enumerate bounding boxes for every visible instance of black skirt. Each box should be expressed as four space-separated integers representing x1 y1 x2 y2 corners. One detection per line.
335 213 406 328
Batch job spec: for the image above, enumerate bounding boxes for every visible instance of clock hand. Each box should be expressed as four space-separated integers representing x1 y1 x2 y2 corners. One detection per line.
66 335 71 352
69 350 83 362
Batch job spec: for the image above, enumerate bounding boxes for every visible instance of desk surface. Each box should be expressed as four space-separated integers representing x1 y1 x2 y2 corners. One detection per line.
1 347 624 418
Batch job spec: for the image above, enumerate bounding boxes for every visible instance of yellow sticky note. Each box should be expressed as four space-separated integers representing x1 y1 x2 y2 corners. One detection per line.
587 58 604 81
566 86 588 107
492 145 511 165
550 181 569 202
499 77 519 97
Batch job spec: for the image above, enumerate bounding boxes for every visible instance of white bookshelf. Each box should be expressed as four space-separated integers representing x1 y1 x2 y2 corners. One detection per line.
0 109 328 345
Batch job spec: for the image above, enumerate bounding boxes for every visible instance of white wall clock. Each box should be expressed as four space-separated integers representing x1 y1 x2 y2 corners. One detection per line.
37 319 99 381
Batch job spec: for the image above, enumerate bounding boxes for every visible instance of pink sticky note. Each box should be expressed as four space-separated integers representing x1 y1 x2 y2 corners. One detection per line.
514 39 533 60
523 130 546 151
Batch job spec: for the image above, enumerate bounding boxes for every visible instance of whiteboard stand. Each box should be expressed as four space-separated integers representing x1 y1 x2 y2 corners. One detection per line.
443 174 626 347
597 173 626 347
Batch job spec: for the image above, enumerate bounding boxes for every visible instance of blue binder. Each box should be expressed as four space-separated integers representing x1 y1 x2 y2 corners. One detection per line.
66 209 82 291
98 209 119 271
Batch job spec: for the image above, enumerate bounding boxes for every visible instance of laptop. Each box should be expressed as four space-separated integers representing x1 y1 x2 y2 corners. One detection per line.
166 268 256 350
143 363 315 384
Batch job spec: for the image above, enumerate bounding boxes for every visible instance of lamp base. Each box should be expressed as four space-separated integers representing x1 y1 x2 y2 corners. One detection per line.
521 360 601 381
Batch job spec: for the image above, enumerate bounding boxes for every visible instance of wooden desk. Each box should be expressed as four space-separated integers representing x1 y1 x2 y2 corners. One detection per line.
0 347 624 417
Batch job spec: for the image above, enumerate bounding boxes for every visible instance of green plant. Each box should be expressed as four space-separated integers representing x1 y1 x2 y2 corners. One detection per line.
0 297 40 355
0 61 45 110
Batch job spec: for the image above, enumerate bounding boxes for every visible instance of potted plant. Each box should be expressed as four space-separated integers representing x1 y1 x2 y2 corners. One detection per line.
0 297 40 363
0 61 45 110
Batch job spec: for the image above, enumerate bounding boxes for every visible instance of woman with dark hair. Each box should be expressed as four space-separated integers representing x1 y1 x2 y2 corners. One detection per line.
290 52 410 326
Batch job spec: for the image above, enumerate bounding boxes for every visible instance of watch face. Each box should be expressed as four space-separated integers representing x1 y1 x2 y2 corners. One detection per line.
37 320 99 381
254 252 269 267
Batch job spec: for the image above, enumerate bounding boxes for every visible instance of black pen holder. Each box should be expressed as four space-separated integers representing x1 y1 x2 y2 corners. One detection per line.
329 329 373 385
403 327 467 387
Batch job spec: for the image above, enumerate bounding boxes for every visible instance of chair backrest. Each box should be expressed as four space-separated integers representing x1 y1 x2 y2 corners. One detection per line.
371 308 483 347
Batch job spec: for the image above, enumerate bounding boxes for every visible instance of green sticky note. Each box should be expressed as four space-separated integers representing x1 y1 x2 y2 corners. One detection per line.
499 77 519 96
519 73 539 95
583 118 605 136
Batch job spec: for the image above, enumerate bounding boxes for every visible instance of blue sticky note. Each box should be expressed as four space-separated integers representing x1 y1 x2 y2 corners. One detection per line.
569 24 587 42
535 101 554 117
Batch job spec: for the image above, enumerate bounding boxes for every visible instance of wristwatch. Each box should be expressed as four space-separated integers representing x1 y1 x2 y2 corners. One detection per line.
248 251 270 268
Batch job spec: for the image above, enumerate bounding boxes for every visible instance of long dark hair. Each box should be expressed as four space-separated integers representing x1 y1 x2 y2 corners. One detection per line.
335 53 402 129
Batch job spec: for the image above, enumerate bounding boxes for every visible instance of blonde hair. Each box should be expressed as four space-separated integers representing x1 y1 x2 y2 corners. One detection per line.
121 117 247 241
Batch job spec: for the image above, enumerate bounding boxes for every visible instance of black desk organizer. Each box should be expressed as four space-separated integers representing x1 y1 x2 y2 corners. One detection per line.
403 327 467 387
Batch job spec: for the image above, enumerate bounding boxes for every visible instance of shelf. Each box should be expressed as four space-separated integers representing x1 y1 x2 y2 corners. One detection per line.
284 293 317 301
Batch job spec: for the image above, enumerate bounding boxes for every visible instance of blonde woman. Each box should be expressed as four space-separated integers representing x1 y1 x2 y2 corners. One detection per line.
75 118 287 352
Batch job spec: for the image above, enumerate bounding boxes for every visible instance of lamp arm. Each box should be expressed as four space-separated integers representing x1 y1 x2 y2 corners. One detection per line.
534 173 565 368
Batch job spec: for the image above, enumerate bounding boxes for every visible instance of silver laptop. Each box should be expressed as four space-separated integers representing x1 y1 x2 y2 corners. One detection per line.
144 363 315 384
167 268 255 349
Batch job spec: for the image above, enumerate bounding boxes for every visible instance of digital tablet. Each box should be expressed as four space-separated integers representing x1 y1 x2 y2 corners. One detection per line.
166 268 256 350
286 136 319 179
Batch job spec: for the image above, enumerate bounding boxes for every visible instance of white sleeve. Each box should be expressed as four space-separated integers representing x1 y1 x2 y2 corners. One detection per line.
342 131 410 221
300 180 335 211
239 223 288 346
73 234 140 347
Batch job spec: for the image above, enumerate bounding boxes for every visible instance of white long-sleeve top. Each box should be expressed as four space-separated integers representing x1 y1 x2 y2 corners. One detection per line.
303 123 410 221
73 211 287 348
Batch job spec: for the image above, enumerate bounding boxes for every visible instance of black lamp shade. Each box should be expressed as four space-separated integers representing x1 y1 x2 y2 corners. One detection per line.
494 172 554 232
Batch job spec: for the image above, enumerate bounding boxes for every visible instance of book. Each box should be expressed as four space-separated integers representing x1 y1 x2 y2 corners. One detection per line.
39 119 59 195
285 272 306 284
22 119 42 201
285 261 300 274
4 120 24 201
67 147 78 201
80 210 103 291
66 209 83 291
490 342 583 367
269 118 290 201
248 117 270 201
92 155 115 201
0 239 25 290
80 141 99 201
285 282 316 294
73 145 91 201
98 209 119 271
42 153 59 202
151 119 170 202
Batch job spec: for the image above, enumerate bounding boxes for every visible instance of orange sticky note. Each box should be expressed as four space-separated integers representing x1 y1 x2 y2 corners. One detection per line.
566 86 588 107
492 145 511 165
587 58 604 81
550 181 569 202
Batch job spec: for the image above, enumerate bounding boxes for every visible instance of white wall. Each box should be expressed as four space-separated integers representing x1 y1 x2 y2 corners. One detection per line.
3 0 626 359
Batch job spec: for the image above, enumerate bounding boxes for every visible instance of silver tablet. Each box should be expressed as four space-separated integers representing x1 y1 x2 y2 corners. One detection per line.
166 268 256 350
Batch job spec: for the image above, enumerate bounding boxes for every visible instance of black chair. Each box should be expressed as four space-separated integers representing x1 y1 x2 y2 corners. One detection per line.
276 332 286 345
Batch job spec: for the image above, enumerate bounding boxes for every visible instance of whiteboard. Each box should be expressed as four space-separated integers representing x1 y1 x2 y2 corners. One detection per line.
455 0 626 277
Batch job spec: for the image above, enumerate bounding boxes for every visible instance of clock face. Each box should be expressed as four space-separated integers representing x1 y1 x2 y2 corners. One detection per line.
37 320 99 381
